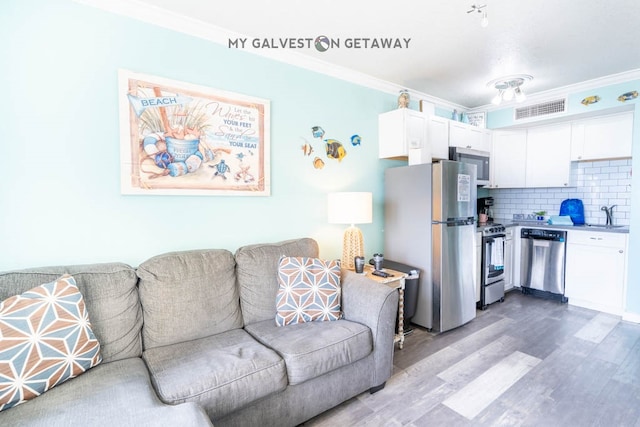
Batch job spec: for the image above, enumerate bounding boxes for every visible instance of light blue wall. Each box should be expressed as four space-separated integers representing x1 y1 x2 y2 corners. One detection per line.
626 104 640 316
0 0 404 270
486 82 640 317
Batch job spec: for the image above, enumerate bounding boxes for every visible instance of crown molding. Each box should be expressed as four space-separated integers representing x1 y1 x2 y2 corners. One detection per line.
471 68 640 113
74 0 467 112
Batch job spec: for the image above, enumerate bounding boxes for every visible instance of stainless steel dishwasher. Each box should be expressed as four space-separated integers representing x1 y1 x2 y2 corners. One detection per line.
520 228 568 302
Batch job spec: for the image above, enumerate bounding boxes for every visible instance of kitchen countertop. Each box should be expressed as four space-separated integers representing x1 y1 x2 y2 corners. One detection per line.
490 219 630 234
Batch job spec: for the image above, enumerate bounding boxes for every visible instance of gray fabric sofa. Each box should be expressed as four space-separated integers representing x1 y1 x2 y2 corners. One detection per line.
0 238 398 426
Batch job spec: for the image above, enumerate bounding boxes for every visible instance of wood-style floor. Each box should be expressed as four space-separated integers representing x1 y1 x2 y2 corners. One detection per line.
304 290 640 426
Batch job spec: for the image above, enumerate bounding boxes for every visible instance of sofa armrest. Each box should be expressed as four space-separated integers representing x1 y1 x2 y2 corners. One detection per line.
341 269 399 387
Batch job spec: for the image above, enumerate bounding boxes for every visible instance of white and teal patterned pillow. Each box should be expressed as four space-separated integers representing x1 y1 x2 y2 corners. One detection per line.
0 275 102 412
275 257 342 326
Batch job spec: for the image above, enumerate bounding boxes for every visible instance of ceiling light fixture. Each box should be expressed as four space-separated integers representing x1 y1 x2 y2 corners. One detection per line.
487 74 533 105
467 4 488 27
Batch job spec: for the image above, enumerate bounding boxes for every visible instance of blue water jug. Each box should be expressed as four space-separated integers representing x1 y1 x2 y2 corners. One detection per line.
559 199 585 225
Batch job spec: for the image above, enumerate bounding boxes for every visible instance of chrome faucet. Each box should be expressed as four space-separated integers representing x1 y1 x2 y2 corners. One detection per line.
601 205 617 225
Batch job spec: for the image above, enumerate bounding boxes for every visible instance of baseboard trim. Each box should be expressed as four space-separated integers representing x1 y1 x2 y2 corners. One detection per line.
622 311 640 324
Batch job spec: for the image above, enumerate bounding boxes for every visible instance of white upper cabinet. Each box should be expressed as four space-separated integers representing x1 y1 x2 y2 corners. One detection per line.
571 112 633 161
449 121 492 152
525 123 572 187
428 116 450 160
378 109 429 161
490 130 527 188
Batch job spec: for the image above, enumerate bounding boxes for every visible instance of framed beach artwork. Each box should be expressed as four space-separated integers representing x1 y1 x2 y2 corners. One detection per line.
119 70 270 196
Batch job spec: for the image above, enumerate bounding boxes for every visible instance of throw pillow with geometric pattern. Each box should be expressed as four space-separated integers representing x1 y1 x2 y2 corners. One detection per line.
275 257 342 326
0 275 102 412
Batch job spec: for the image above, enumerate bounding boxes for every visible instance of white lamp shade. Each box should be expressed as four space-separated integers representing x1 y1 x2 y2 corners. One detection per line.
327 192 373 225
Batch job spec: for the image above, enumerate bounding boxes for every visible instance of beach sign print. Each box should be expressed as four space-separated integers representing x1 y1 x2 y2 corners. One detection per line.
119 70 270 196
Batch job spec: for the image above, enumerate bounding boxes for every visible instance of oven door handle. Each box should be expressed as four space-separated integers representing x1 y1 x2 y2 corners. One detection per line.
483 234 506 243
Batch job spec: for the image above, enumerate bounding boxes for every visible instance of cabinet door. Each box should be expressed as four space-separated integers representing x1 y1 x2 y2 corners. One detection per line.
428 116 450 159
478 129 492 153
378 109 406 158
525 123 572 187
406 111 427 150
378 109 427 159
449 121 471 149
581 112 633 160
491 130 527 188
468 127 492 152
565 242 626 315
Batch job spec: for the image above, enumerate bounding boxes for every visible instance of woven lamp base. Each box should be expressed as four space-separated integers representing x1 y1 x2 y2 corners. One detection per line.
341 225 364 270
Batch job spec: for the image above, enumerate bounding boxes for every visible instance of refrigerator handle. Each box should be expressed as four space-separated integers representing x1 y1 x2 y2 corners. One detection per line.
436 217 475 226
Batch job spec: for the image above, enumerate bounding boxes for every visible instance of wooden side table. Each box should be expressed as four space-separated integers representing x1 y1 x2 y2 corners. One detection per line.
363 265 408 349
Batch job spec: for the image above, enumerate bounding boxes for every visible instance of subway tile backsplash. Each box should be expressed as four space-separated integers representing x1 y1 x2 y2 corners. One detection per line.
490 159 632 226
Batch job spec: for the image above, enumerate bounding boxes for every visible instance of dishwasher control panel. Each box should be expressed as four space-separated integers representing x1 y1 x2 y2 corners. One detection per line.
521 228 566 242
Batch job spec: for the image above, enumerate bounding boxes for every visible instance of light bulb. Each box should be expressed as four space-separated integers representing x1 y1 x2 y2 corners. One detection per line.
481 12 488 27
492 91 503 105
503 88 515 101
514 86 526 102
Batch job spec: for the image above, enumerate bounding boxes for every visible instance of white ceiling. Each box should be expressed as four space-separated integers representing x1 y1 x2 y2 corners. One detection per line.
103 0 640 109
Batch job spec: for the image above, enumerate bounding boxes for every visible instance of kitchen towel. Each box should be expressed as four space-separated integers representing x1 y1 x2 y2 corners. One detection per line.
491 237 504 270
548 215 574 225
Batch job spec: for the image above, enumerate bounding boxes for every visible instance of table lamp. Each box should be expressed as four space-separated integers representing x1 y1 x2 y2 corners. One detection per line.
327 192 373 270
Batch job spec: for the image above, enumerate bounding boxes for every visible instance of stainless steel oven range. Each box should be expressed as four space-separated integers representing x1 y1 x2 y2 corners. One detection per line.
479 224 506 310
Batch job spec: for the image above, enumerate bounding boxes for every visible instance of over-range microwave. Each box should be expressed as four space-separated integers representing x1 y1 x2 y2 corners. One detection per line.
449 147 490 186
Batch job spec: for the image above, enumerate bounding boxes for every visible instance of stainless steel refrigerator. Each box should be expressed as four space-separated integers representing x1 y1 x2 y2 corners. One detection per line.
384 161 477 332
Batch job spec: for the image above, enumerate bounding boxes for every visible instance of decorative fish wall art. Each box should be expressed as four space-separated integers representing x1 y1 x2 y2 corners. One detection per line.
618 91 638 102
581 95 600 106
301 126 362 170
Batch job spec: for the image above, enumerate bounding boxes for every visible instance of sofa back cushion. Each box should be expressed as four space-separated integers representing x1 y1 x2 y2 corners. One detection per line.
235 238 319 326
0 263 142 364
137 249 242 350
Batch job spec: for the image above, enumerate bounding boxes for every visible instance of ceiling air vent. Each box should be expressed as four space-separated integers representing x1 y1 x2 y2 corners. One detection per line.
514 99 566 121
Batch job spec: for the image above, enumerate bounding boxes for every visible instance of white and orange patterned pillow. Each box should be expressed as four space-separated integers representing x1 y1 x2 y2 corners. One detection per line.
275 257 342 326
0 275 102 412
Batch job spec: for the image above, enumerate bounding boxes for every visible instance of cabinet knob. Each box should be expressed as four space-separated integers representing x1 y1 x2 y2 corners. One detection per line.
578 156 582 159
619 250 624 253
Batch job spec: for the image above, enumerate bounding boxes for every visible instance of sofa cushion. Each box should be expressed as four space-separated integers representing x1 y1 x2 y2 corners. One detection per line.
143 328 287 419
245 318 372 385
236 238 319 325
137 249 242 350
0 358 212 427
0 263 142 364
275 257 342 326
0 275 102 412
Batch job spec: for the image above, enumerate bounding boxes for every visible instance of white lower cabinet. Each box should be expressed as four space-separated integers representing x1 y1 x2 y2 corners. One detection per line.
565 231 628 315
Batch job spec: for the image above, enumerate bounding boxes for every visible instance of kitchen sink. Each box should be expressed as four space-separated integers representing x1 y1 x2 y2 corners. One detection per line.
585 224 625 229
